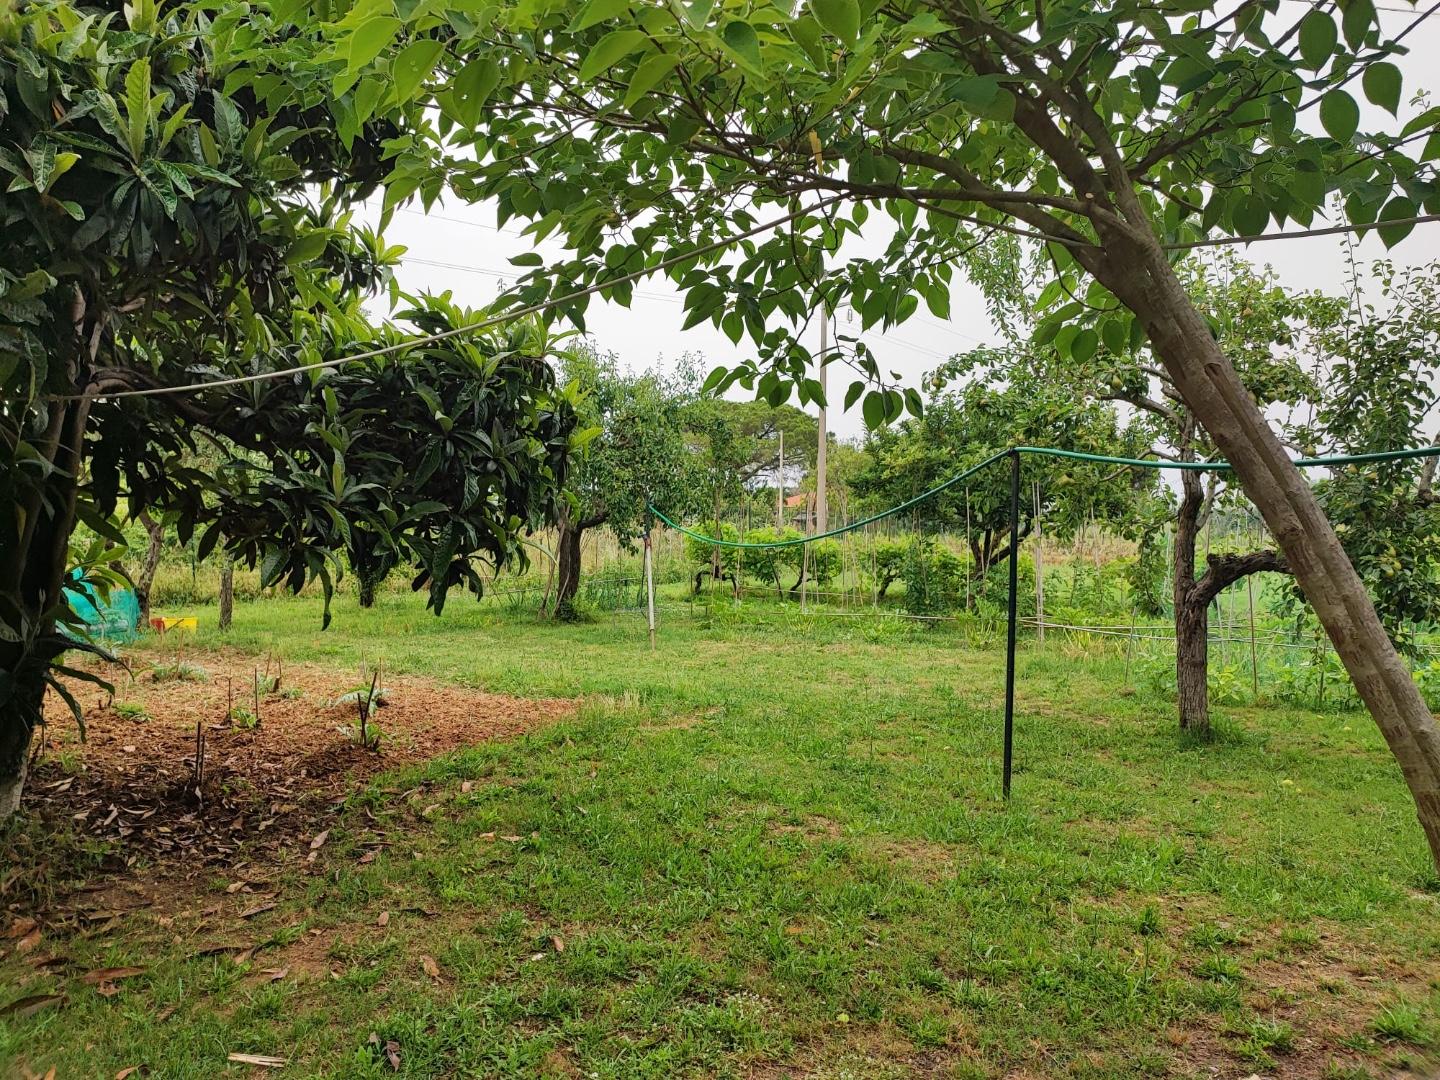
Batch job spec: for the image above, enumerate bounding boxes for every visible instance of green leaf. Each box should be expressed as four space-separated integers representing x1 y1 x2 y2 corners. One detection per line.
721 21 763 73
123 59 152 161
578 29 648 82
453 57 502 127
1232 194 1270 237
811 0 860 46
286 231 330 265
346 17 402 73
569 0 631 32
1376 195 1417 247
625 52 679 107
1319 89 1359 143
683 0 715 28
1100 319 1126 355
1297 10 1337 70
843 380 864 411
392 39 445 105
1342 0 1375 49
790 16 828 68
861 390 884 430
1362 61 1401 117
1071 328 1098 364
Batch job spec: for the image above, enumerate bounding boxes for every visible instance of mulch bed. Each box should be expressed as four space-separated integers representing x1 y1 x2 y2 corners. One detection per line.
2 650 575 917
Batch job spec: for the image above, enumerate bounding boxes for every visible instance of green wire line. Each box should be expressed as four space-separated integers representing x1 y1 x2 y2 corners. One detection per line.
1014 444 1440 471
650 443 1440 550
649 449 1013 549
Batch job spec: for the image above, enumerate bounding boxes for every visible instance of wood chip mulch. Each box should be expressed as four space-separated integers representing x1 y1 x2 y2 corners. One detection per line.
3 651 574 914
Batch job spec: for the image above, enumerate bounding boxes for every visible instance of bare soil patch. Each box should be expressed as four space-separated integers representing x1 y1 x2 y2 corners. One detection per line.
3 650 575 916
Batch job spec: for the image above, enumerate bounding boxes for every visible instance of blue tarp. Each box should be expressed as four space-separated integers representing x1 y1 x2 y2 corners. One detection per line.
62 577 141 642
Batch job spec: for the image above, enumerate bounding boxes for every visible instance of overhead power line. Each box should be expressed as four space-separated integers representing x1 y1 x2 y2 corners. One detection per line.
66 207 1440 402
71 199 843 401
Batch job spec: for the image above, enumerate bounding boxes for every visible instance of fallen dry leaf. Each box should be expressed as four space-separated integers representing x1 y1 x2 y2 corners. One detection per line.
239 902 276 920
226 1053 287 1068
16 927 41 954
460 781 474 793
501 835 522 843
3 917 36 939
420 955 440 979
260 966 290 982
81 966 147 985
376 911 390 928
551 935 565 953
309 829 330 851
0 993 63 1019
384 1039 401 1070
357 850 376 865
115 1067 141 1079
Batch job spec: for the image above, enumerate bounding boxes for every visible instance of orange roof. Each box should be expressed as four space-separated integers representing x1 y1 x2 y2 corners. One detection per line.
784 493 808 507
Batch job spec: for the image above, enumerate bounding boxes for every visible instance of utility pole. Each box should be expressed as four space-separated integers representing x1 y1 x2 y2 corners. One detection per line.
815 307 829 536
776 429 785 528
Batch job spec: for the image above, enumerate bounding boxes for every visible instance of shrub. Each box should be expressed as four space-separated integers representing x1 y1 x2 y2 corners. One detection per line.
901 539 966 615
869 538 908 598
685 522 741 595
740 527 802 597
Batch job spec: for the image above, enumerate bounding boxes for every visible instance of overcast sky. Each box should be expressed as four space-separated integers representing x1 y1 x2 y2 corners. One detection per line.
360 7 1440 440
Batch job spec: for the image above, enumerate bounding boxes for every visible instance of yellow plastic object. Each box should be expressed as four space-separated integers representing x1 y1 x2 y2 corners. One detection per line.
150 616 198 633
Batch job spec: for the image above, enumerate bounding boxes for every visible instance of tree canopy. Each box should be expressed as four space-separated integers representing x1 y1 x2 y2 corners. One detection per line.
0 2 578 814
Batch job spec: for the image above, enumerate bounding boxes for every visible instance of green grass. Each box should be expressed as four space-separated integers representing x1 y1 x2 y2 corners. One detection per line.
5 590 1440 1078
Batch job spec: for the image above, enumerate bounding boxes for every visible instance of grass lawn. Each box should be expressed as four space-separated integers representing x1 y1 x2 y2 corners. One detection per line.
3 591 1440 1078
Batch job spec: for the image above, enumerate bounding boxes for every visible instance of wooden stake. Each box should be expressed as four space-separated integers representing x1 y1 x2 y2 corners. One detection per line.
1033 480 1045 647
1124 603 1138 688
643 525 657 651
1247 573 1260 700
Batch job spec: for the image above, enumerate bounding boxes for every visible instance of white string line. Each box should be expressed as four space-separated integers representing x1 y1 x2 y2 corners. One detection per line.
68 198 842 402
66 210 1440 401
401 256 685 305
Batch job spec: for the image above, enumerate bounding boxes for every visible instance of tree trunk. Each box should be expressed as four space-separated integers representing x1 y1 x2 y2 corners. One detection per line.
136 511 164 626
218 561 234 631
358 573 378 609
0 682 41 820
1173 463 1208 734
556 522 583 609
1102 241 1440 866
1176 595 1210 734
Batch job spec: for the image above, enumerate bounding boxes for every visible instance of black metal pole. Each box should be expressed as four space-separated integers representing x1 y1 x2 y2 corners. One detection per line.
1003 449 1020 799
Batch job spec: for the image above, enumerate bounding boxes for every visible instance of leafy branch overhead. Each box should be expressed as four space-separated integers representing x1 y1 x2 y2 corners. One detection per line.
259 0 1440 423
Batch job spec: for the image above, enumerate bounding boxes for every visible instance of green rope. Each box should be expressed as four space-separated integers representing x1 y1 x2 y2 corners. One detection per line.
649 450 1013 549
651 443 1440 550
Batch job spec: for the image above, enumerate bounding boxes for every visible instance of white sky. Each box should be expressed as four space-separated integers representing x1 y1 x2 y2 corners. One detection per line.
361 8 1440 440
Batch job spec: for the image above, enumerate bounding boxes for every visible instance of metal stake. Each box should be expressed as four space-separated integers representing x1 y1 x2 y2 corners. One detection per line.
1003 450 1020 799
